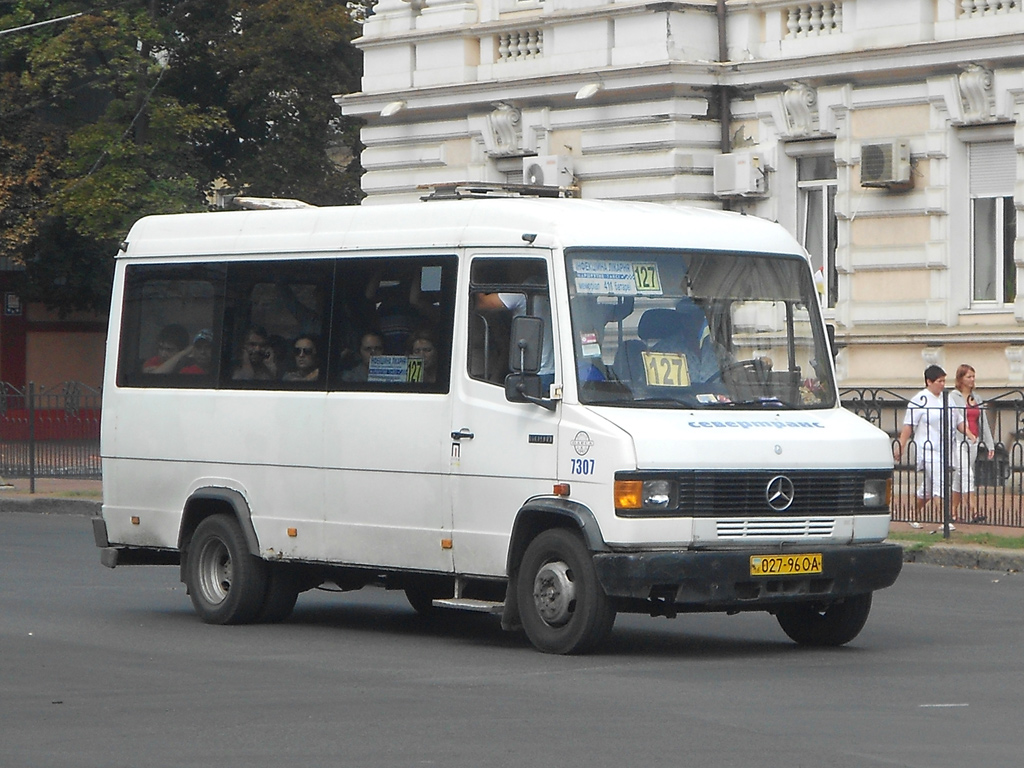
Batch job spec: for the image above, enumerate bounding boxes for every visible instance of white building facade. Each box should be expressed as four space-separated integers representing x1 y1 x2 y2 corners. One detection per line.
338 0 1024 389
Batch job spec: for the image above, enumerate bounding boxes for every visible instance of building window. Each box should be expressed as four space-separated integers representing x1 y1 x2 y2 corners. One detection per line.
797 154 838 308
970 142 1017 305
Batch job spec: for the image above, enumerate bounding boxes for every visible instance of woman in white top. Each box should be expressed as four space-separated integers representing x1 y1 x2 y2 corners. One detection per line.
949 364 995 522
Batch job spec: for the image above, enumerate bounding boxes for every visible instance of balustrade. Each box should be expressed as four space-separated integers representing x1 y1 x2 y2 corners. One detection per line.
960 0 1022 17
784 3 843 38
497 29 544 61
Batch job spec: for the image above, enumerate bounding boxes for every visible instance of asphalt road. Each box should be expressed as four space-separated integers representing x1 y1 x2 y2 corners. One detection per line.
4 512 1023 768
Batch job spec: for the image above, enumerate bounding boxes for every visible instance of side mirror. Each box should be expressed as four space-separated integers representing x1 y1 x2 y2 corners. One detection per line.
826 323 837 360
508 315 543 374
505 315 555 410
505 373 556 411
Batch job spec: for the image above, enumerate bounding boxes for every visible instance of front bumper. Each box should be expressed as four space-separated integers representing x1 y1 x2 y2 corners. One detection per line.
593 543 902 610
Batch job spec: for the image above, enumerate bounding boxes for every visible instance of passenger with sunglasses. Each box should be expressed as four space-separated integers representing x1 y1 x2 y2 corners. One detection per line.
283 335 321 382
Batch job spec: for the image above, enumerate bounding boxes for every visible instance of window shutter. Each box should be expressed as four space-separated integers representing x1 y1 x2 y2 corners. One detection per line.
970 142 1016 197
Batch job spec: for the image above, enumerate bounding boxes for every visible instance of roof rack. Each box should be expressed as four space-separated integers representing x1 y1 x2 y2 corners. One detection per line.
419 181 580 201
231 197 316 210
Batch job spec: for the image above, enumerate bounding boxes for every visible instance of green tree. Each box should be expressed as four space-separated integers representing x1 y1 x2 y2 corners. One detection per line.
165 0 363 205
0 0 364 314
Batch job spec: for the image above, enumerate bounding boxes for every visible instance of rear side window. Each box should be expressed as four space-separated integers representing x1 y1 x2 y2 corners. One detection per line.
222 260 333 389
116 255 458 393
117 264 226 387
330 257 457 392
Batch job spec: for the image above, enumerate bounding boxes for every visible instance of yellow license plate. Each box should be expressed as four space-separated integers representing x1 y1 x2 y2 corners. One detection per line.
749 553 823 576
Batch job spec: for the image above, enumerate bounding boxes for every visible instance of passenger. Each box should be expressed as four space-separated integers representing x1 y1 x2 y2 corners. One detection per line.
476 287 554 389
283 334 321 382
407 327 439 384
342 331 385 383
179 329 213 375
143 324 191 374
265 334 291 380
364 270 430 355
232 326 275 381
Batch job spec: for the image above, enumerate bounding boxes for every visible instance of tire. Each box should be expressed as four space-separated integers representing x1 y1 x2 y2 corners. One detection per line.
256 566 300 623
185 514 268 625
516 528 616 655
776 593 873 647
404 586 442 616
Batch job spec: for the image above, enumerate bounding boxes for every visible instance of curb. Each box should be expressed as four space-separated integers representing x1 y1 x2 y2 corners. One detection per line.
898 543 1024 573
0 497 100 516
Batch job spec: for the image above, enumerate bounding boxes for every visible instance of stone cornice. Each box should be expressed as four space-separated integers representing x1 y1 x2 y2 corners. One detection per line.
337 61 718 114
345 28 1024 109
837 326 1024 346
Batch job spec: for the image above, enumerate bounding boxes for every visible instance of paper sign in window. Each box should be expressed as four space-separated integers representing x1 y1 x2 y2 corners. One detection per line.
641 351 690 387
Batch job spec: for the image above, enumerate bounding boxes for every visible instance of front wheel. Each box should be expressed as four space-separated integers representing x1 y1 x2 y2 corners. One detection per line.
516 528 616 655
185 514 268 625
776 593 873 647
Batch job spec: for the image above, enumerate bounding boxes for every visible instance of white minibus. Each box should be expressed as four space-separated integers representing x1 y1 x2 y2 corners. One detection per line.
93 197 902 654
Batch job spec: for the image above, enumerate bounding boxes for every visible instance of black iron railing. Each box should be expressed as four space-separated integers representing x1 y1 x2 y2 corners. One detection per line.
842 387 1024 530
0 381 101 489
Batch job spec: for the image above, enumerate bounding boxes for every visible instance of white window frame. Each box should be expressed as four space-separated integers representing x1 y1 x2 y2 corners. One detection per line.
968 140 1017 306
794 152 838 309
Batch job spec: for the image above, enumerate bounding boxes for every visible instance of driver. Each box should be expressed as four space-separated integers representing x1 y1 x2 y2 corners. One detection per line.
639 299 723 385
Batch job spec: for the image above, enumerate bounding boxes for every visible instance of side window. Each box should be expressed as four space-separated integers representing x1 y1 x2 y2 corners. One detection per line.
222 260 333 389
468 257 551 386
117 264 225 388
330 256 457 392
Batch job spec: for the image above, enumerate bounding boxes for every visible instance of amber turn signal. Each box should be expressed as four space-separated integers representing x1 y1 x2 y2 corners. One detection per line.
614 480 643 509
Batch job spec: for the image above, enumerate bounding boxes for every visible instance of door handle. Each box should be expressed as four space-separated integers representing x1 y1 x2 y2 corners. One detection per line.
451 428 474 440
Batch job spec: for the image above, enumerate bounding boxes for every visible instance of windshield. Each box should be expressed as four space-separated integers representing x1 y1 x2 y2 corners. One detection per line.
566 249 836 409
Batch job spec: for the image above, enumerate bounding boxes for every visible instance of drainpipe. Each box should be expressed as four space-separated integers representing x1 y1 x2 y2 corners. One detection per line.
716 0 731 209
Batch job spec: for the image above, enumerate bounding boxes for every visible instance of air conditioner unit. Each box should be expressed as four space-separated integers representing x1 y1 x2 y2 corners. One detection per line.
860 140 912 188
713 152 766 197
522 155 574 187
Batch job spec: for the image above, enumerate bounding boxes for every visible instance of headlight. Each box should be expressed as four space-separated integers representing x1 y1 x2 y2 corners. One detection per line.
615 478 678 514
863 478 890 508
643 479 674 509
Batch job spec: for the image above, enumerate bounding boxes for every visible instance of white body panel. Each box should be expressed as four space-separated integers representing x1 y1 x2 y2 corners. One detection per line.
100 199 893 582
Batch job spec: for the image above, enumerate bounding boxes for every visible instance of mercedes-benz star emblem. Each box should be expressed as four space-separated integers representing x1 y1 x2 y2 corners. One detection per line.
765 475 795 512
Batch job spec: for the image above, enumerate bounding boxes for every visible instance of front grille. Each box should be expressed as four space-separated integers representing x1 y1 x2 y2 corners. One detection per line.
615 469 890 518
684 471 870 517
716 517 836 539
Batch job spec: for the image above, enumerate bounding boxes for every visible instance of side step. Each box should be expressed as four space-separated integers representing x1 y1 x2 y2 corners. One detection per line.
432 598 504 615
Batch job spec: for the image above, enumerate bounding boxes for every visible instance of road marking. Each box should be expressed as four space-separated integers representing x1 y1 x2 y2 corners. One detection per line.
919 703 969 708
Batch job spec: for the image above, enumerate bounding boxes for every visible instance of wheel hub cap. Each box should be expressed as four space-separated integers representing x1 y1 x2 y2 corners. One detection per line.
532 560 575 627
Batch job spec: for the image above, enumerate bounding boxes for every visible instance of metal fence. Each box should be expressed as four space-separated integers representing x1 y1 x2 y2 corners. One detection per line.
842 387 1024 530
3 379 1021 527
0 381 101 488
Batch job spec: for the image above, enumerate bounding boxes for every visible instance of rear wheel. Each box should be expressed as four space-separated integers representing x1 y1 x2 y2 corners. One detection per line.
776 593 873 647
516 528 615 654
185 514 268 625
405 586 442 616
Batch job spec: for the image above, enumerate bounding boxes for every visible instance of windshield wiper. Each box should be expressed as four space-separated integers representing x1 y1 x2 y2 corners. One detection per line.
630 396 702 408
714 397 797 409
